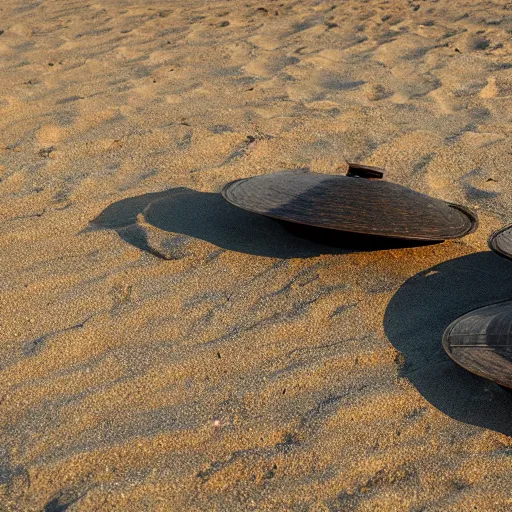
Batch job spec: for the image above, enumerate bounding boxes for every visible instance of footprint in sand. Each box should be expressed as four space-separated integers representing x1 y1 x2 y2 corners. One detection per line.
480 76 512 98
362 83 394 101
456 34 491 52
461 168 501 202
244 54 300 77
319 71 365 91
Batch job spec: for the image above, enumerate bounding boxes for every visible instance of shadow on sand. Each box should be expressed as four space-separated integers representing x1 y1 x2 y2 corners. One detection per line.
90 188 510 433
89 187 437 258
384 251 512 436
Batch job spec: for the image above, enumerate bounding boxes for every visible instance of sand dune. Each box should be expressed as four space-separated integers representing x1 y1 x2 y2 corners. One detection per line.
1 0 511 510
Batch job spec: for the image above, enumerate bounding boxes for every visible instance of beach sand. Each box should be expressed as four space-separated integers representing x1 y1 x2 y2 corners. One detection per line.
1 0 511 510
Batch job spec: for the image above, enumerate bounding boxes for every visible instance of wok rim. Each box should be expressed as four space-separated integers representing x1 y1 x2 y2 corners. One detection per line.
489 224 512 262
221 174 478 242
442 299 512 389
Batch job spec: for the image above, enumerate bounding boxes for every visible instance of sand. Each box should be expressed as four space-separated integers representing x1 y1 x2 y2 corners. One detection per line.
1 0 511 510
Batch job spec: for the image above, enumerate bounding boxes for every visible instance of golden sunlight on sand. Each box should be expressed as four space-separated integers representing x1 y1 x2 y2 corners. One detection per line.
1 0 511 510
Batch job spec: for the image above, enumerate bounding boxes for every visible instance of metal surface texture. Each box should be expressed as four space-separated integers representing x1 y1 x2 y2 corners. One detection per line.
443 301 512 388
489 224 512 261
221 166 478 242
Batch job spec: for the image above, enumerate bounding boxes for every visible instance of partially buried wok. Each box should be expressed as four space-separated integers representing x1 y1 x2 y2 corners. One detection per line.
443 301 512 388
442 224 512 388
489 224 512 261
221 164 478 242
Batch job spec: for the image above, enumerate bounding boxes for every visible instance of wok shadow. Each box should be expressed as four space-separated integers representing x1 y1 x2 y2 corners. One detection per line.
89 187 435 258
384 251 512 436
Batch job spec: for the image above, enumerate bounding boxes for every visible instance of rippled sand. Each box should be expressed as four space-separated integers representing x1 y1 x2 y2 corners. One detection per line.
1 0 511 510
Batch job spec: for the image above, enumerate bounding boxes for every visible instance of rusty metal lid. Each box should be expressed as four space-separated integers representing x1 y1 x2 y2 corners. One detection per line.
443 301 512 388
489 224 512 261
221 164 478 241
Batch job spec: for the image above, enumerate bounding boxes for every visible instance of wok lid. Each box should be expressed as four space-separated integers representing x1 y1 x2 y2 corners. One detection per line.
221 164 478 241
489 224 512 261
443 301 512 388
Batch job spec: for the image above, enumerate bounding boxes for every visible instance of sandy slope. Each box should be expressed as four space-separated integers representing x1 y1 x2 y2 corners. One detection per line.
0 0 511 510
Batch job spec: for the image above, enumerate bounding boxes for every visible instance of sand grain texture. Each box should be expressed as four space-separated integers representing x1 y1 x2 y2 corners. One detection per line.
1 0 511 510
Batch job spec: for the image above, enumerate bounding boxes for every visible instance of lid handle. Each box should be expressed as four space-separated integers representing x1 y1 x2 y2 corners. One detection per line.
346 163 384 179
